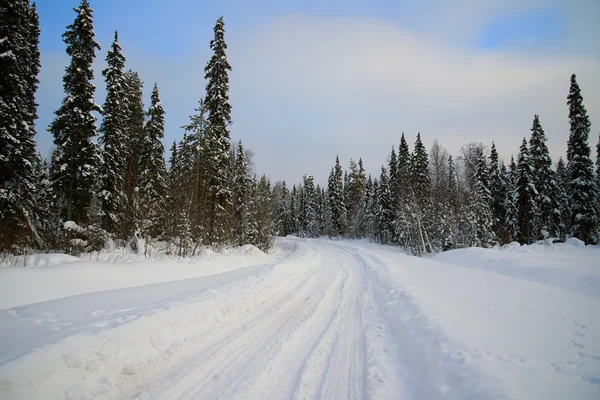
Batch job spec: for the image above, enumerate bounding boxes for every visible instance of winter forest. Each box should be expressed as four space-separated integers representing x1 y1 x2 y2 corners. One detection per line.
2 0 600 258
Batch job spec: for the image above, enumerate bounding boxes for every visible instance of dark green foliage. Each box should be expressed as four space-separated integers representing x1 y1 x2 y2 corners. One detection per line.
49 0 101 225
514 139 539 244
98 31 127 235
529 114 563 239
138 83 168 238
566 74 599 244
328 156 346 236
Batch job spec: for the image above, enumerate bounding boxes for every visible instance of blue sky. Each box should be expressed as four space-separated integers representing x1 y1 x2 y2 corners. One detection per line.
34 0 599 184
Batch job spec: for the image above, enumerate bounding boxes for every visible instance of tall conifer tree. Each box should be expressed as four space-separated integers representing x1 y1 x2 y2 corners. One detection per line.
203 16 233 244
49 0 101 225
98 31 127 235
566 74 598 243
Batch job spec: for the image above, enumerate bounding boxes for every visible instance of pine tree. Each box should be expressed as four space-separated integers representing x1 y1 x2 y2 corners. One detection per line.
0 0 41 250
302 175 319 237
411 133 433 253
202 16 233 245
514 139 539 244
488 142 506 240
441 155 459 250
289 185 299 235
345 158 366 237
138 83 168 238
505 156 519 241
470 149 494 247
98 31 127 235
122 70 145 237
49 0 101 226
254 175 274 251
376 166 394 244
233 141 251 245
566 74 599 244
555 157 570 238
394 133 412 247
328 156 346 236
276 181 291 236
529 114 562 239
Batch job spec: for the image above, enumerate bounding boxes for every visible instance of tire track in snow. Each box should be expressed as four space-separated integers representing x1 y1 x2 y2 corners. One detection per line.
134 243 347 399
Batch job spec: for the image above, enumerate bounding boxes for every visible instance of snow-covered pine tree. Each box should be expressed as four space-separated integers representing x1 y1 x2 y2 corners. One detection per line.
566 74 599 244
301 175 319 237
289 185 299 235
345 158 366 237
328 156 346 236
321 187 334 237
411 133 433 253
428 140 449 248
203 16 233 245
276 181 292 236
0 0 41 251
514 139 539 244
504 156 519 242
233 141 251 245
376 166 394 244
121 70 145 237
529 114 562 239
138 83 168 239
441 155 458 250
469 149 494 247
394 133 412 247
387 146 400 243
49 0 101 227
359 175 373 239
369 178 379 241
488 142 506 240
98 31 127 236
32 155 56 249
554 157 570 238
254 175 274 251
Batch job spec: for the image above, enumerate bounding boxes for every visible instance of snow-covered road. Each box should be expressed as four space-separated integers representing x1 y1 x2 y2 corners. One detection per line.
1 238 599 399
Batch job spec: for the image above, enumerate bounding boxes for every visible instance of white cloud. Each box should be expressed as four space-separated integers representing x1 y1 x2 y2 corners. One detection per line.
35 10 600 185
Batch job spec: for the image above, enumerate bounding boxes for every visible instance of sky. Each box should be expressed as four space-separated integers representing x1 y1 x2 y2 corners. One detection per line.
34 0 600 185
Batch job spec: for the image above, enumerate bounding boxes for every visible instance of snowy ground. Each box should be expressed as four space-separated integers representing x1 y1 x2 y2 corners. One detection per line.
0 238 599 399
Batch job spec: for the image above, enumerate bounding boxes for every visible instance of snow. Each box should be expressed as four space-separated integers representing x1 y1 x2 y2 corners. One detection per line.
0 239 599 399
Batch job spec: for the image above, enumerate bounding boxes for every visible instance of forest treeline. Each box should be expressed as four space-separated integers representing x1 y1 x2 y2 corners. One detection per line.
1 1 599 257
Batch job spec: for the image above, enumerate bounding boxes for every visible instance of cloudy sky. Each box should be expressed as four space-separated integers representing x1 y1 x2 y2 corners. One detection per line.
35 0 600 184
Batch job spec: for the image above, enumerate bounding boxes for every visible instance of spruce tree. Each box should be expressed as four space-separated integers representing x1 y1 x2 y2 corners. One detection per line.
138 83 168 238
394 133 412 246
0 0 40 250
489 142 506 240
441 155 459 250
376 167 394 244
233 141 251 245
276 181 291 237
49 0 101 225
529 114 562 239
514 139 539 244
470 149 494 247
290 185 299 235
98 31 127 235
121 70 145 237
566 74 599 244
411 133 433 253
302 175 319 237
254 175 274 251
203 16 233 244
505 156 519 241
328 156 346 236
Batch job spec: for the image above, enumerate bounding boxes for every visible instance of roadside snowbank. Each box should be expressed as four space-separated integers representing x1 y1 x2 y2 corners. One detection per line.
433 241 600 299
0 245 273 309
